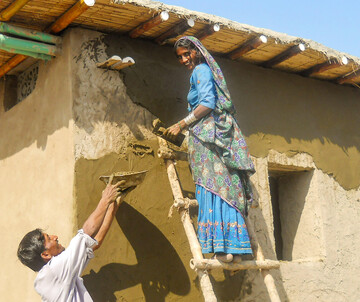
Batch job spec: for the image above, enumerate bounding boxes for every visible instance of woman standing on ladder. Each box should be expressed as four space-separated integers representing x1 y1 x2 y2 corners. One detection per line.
165 36 255 262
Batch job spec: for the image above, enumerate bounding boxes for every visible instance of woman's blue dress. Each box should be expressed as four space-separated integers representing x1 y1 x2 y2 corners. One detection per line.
188 63 252 255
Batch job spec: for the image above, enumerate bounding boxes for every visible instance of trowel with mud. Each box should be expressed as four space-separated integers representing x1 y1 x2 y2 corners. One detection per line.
152 118 185 147
99 171 147 203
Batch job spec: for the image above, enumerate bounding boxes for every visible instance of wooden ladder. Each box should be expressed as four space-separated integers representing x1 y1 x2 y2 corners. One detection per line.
157 137 281 302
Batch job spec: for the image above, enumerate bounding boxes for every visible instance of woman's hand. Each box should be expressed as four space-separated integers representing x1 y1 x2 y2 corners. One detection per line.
164 123 181 137
163 119 186 139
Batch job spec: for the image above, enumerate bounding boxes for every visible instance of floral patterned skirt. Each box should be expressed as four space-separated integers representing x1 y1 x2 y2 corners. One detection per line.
188 128 253 216
196 185 253 255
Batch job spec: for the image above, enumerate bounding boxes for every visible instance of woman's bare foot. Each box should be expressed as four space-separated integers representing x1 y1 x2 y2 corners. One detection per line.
213 253 233 263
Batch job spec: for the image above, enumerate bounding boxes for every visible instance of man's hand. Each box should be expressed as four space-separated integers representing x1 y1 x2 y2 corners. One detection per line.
101 177 126 205
115 186 136 205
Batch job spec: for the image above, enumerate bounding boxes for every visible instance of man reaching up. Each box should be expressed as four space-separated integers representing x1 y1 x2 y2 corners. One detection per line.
17 177 130 302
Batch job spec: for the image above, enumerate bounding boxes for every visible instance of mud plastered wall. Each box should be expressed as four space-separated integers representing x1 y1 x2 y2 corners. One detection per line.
0 34 75 301
70 28 360 302
70 28 247 301
245 152 360 302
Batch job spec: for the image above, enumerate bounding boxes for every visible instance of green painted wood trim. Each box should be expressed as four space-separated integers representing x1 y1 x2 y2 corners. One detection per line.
0 22 61 45
0 34 59 56
0 45 52 60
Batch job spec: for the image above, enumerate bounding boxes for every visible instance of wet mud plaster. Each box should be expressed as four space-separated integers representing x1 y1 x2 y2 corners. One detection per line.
74 139 248 301
70 30 156 161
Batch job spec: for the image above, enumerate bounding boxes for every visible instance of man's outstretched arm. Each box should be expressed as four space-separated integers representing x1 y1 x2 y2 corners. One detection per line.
92 187 134 250
92 199 118 251
82 177 123 238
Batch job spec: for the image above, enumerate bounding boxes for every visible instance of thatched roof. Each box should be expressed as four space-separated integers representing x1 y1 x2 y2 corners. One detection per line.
0 0 359 86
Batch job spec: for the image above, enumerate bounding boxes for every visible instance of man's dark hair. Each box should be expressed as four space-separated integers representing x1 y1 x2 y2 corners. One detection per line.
17 229 46 272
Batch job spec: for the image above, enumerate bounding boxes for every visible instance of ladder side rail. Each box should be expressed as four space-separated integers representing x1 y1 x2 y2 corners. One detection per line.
158 137 217 302
245 217 281 302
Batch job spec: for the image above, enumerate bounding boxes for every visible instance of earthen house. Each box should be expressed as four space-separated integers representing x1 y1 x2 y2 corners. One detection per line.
0 1 359 301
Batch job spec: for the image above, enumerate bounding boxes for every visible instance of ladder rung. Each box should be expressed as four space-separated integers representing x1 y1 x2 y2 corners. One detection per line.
190 258 280 271
173 198 198 208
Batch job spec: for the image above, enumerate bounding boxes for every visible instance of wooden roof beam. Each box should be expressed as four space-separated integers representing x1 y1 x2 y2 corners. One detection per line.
0 0 31 21
0 54 27 78
335 68 360 84
300 56 348 77
129 11 169 38
155 18 195 45
0 0 96 78
196 24 220 41
262 43 305 68
228 35 267 60
46 0 95 34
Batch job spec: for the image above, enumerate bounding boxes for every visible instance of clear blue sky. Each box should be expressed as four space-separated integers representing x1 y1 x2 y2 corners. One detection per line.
161 0 360 58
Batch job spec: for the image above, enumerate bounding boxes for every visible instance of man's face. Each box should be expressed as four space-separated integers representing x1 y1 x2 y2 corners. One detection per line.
41 233 65 261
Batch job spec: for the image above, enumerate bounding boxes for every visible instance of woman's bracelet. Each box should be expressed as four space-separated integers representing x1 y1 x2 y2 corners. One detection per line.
177 121 183 130
184 112 197 125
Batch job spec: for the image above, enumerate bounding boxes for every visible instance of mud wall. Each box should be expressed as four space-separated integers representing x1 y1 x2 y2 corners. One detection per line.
69 28 360 302
0 33 75 301
70 28 248 301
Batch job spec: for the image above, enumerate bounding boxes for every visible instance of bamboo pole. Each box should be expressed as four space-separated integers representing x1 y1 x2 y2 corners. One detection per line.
0 22 61 45
0 34 59 56
158 137 217 302
0 0 31 21
190 258 280 271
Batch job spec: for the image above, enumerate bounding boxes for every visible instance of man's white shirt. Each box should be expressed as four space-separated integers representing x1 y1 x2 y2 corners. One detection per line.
34 230 97 302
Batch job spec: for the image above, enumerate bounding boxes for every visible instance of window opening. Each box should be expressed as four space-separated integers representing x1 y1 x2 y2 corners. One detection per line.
1 62 38 112
268 169 313 261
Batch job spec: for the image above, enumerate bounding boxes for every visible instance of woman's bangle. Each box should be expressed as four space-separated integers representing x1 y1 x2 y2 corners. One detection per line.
177 121 183 130
184 112 197 125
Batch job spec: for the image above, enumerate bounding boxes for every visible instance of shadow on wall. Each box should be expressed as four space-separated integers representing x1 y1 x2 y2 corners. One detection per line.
104 35 190 127
83 202 190 301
